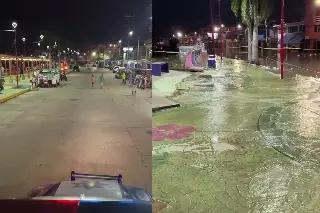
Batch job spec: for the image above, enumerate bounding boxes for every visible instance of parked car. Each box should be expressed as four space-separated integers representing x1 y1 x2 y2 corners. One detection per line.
38 69 60 87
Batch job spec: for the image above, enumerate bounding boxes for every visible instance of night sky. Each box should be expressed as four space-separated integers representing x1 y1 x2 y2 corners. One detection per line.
153 0 304 37
0 0 151 55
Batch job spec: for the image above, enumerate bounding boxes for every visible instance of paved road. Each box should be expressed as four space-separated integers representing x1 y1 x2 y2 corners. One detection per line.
0 68 152 198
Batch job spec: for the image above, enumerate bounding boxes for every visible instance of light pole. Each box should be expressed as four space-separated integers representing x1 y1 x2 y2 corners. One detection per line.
128 31 133 62
218 0 223 61
118 40 122 60
22 37 26 76
209 0 216 68
137 36 140 60
12 22 19 87
280 0 284 79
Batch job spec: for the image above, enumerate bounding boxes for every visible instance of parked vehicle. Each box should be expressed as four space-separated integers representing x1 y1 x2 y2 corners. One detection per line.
38 69 60 87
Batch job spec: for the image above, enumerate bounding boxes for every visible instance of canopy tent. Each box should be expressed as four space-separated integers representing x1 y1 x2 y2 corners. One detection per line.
277 32 304 44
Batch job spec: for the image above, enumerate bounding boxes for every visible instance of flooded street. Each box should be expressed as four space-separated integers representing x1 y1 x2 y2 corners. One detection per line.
152 59 320 213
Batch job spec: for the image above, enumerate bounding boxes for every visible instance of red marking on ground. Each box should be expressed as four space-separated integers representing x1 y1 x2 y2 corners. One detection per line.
152 124 196 141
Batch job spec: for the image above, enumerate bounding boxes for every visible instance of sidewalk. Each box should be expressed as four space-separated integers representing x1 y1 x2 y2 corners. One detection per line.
152 70 191 112
0 75 32 103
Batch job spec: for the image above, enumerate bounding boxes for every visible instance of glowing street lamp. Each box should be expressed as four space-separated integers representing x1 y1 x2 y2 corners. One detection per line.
40 34 44 40
119 40 121 43
12 22 17 29
92 51 96 56
22 37 26 42
177 32 182 38
129 31 133 36
237 24 242 29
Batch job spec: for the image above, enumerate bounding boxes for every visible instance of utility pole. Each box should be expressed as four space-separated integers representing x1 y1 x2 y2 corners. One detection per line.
137 36 140 60
124 13 135 62
218 0 222 61
208 0 216 68
280 0 284 79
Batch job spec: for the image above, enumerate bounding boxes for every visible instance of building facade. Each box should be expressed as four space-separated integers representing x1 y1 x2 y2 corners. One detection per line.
305 0 320 49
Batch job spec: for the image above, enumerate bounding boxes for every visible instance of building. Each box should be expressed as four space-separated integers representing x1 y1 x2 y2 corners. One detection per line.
305 0 320 49
273 21 305 48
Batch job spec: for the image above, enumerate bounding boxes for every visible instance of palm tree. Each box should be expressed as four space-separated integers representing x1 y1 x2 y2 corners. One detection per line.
251 0 273 64
231 0 254 63
231 0 272 64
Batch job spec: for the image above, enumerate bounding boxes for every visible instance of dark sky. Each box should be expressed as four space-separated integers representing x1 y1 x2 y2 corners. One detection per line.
153 0 304 37
0 0 151 54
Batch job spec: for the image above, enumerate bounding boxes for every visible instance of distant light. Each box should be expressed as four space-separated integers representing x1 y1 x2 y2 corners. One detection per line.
129 31 133 36
194 32 197 35
92 52 96 56
237 24 242 29
12 22 17 29
316 0 320 6
110 44 112 47
113 44 116 47
177 32 182 38
119 40 122 43
221 24 224 27
38 43 40 46
40 35 44 40
47 46 49 49
22 37 26 42
173 35 175 37
214 27 219 32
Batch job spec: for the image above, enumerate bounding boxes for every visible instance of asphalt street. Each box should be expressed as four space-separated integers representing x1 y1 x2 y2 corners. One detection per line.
0 68 152 198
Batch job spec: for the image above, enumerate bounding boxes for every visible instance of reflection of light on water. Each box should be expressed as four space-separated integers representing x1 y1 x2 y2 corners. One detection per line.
249 165 289 213
152 141 236 156
291 76 320 138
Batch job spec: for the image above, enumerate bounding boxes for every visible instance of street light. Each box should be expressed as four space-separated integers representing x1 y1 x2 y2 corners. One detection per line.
129 31 133 36
119 40 121 43
237 24 242 29
177 32 182 38
92 51 96 56
40 34 44 40
280 0 284 79
12 22 19 87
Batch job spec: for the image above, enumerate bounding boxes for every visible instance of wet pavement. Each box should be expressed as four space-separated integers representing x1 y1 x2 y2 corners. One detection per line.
152 59 320 213
0 69 151 198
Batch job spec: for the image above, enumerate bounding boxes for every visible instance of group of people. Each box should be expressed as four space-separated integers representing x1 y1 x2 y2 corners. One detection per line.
91 73 105 89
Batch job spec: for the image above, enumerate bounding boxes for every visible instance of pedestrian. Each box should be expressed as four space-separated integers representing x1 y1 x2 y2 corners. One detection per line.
122 71 126 84
32 74 37 89
91 74 96 88
0 67 4 94
99 73 104 89
131 75 137 95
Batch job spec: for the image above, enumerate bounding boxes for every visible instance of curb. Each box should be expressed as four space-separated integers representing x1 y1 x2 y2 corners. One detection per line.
152 103 181 113
0 88 30 103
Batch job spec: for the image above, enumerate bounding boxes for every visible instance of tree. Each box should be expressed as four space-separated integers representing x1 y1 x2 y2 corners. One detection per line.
251 0 273 64
231 0 254 63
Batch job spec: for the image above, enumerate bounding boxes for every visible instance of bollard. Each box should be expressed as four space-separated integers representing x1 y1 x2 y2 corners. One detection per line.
207 55 216 68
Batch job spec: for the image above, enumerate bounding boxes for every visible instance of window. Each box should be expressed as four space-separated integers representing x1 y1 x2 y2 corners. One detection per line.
314 25 320 32
288 26 298 33
299 25 305 32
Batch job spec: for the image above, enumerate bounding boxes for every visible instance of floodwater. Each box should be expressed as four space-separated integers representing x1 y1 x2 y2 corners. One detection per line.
152 59 320 213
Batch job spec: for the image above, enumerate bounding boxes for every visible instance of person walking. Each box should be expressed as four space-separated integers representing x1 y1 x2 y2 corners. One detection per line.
91 74 96 88
0 66 5 94
99 73 104 89
122 71 126 84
